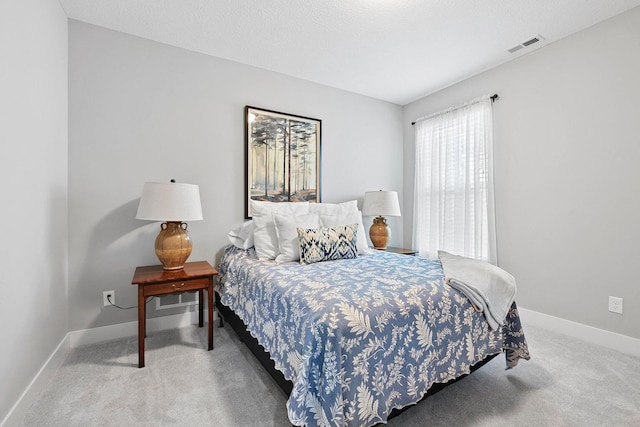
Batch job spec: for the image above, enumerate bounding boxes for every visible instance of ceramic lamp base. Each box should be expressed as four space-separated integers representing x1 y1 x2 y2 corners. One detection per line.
369 216 390 250
155 221 193 270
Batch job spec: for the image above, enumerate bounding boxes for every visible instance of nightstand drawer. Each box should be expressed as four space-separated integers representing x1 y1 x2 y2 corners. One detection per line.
142 277 209 296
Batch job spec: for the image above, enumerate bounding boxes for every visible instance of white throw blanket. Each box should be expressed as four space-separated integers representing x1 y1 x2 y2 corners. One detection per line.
438 251 517 330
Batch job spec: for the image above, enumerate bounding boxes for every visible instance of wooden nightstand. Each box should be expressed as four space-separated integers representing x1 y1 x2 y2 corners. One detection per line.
131 261 218 368
379 246 418 256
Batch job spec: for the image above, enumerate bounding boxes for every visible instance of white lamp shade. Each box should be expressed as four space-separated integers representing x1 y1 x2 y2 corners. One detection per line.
136 182 203 221
362 190 401 217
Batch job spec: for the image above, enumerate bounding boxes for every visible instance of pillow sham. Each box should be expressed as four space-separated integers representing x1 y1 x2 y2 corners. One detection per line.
309 200 357 216
274 213 321 263
250 200 310 217
297 223 359 265
227 220 254 249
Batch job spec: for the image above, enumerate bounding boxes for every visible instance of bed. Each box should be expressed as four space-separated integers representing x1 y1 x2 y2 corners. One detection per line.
216 240 530 427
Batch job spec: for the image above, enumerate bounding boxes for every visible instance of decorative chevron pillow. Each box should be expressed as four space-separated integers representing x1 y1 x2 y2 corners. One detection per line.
297 223 359 265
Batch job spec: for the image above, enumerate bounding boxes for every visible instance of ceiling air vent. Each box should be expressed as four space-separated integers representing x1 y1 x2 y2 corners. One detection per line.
508 45 524 53
508 34 545 54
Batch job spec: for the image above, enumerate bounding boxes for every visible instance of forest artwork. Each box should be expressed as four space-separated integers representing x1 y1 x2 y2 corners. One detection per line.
245 106 321 218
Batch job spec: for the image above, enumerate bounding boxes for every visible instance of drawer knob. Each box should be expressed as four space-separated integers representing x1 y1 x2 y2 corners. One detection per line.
172 283 185 291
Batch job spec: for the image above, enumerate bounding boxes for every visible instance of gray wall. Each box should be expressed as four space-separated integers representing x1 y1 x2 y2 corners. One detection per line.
0 0 68 420
403 7 640 339
68 21 403 331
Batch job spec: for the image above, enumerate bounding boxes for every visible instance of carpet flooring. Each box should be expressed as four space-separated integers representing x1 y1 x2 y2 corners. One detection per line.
20 318 640 426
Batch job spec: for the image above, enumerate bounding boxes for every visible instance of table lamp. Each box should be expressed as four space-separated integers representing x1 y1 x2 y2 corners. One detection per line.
362 190 401 250
136 180 203 270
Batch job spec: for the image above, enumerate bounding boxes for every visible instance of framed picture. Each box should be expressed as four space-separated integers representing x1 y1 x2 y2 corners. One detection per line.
245 106 321 218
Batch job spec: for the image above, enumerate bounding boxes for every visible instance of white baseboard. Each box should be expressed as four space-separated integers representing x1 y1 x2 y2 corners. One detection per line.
518 307 640 358
69 309 212 348
1 309 212 427
1 335 69 427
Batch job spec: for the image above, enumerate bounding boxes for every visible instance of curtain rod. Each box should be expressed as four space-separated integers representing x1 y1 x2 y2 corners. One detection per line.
411 93 499 126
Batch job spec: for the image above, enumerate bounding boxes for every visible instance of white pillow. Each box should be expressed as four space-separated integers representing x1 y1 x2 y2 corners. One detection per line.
227 221 254 249
250 200 311 260
253 215 279 260
321 210 370 255
355 211 370 255
250 200 310 217
274 213 321 263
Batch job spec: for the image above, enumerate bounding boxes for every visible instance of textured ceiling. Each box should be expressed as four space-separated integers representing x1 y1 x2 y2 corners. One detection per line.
60 0 640 105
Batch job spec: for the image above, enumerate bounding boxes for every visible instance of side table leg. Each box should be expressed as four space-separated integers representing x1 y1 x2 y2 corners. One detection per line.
208 277 214 350
138 285 145 368
198 289 204 327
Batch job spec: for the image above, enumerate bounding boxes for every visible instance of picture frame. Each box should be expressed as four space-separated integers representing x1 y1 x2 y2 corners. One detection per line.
245 106 321 218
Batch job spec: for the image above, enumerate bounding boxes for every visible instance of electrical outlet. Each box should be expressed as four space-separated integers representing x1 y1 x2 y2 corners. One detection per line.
608 296 623 314
103 291 115 307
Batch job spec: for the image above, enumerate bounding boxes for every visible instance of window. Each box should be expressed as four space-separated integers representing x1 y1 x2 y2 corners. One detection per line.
412 96 496 262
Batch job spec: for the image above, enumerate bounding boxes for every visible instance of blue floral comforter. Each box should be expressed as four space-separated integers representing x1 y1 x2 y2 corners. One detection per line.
217 245 530 427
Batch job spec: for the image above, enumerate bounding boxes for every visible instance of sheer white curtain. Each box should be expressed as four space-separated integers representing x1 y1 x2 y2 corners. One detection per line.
412 96 496 263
